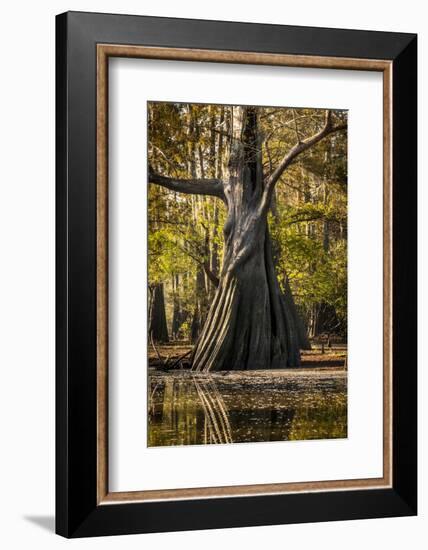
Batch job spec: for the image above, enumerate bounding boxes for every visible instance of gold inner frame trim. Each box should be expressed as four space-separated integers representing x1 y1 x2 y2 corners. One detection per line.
96 44 393 505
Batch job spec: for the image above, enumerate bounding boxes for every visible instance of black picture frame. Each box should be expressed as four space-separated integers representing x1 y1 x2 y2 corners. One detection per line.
56 11 417 538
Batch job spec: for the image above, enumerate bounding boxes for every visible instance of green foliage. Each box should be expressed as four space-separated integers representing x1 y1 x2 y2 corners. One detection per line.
272 215 347 327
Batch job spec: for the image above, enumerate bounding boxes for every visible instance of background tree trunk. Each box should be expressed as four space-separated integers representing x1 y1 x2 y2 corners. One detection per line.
171 274 183 340
283 275 311 350
149 283 169 343
191 267 207 342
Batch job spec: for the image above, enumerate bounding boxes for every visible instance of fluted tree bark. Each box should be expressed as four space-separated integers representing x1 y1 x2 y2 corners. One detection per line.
149 107 346 371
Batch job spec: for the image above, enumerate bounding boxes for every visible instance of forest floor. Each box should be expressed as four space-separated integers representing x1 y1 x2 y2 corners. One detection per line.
148 342 347 371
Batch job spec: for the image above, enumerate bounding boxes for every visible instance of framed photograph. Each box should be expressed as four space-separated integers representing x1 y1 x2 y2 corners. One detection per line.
56 11 417 537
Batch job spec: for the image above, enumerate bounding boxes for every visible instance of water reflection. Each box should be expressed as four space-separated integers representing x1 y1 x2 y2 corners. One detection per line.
148 371 347 447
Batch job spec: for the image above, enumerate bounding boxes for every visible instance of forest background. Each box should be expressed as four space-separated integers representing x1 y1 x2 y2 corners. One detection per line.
148 102 348 351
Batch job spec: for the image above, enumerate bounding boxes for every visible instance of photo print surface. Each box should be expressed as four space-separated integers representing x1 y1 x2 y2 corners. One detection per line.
147 102 348 447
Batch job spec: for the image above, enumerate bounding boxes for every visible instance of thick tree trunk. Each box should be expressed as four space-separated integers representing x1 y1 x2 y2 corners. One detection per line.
149 283 169 343
192 222 301 371
192 106 301 372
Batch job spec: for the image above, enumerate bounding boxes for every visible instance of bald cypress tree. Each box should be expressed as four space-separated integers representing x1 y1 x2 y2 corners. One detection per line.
149 107 346 371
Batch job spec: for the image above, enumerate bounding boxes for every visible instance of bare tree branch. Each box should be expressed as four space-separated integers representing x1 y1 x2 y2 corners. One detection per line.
202 262 220 288
259 111 347 215
149 166 225 201
175 241 220 288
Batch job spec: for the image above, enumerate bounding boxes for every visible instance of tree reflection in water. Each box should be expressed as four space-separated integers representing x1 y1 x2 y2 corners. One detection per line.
148 371 347 447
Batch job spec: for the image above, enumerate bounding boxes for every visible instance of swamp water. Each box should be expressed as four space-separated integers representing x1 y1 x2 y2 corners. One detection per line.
148 370 347 446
